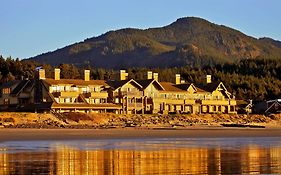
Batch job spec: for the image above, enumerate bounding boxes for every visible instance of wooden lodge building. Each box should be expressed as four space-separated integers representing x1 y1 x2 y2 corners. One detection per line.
0 69 237 114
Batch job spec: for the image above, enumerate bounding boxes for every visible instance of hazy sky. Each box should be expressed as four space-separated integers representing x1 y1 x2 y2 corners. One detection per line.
1 0 280 59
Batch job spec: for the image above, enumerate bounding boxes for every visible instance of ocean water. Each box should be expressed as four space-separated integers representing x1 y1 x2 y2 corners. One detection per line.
1 137 281 174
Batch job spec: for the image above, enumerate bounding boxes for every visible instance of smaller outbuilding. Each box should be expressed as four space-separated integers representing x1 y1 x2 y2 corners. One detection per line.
265 99 281 114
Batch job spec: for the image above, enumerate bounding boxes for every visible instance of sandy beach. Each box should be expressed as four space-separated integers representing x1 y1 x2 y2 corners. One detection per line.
1 112 281 142
1 128 281 141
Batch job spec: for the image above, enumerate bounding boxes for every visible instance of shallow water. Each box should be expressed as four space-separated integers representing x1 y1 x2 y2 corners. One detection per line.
1 137 281 174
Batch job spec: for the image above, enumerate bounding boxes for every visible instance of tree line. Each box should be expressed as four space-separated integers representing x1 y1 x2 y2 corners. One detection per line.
0 55 280 101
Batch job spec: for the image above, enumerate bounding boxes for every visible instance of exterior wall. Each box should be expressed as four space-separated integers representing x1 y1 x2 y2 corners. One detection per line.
0 95 18 105
42 83 54 103
0 84 19 106
120 83 141 94
152 86 237 114
144 83 159 98
47 83 108 105
111 82 144 114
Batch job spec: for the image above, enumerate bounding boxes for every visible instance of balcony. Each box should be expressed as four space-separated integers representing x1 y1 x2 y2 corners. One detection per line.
229 100 236 105
52 91 79 97
114 91 143 97
127 103 143 108
84 91 108 98
200 99 230 105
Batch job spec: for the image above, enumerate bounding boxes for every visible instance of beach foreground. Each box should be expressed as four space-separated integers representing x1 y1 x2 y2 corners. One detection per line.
1 128 281 141
1 112 281 129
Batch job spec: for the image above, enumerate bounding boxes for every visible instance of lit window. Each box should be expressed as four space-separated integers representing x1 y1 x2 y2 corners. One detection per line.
4 98 9 104
65 86 70 91
2 88 11 94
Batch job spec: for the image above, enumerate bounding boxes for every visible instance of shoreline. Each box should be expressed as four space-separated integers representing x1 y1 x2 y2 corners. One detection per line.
1 127 281 141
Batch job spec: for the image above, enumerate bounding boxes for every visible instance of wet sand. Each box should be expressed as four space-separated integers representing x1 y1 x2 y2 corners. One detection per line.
1 127 281 141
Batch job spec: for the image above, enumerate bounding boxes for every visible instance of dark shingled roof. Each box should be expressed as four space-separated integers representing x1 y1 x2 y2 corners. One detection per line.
106 79 131 89
136 79 154 89
159 82 185 92
136 79 165 90
43 78 108 86
195 82 221 92
175 83 192 91
11 80 30 95
0 80 21 89
106 79 143 90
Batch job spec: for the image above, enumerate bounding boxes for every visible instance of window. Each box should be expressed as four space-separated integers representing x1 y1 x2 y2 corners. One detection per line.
94 87 100 92
82 87 87 93
65 98 70 103
52 86 60 92
65 86 70 91
60 86 65 91
2 88 10 94
4 98 9 105
72 87 78 92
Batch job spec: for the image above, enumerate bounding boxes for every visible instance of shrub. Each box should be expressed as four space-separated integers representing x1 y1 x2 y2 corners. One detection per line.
3 117 15 123
63 112 92 123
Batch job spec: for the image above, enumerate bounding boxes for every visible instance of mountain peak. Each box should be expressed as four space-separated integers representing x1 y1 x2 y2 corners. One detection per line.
170 17 211 27
28 17 281 68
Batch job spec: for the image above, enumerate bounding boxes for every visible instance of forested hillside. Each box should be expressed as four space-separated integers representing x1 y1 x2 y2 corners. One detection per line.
1 56 280 101
28 17 281 68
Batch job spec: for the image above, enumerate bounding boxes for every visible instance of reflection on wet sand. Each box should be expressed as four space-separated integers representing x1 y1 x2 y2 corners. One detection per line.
1 144 281 174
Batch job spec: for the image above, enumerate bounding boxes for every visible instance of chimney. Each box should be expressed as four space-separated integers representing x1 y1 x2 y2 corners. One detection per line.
206 75 212 84
84 70 90 81
153 73 158 81
147 71 153 80
39 69 46 80
120 70 128 80
175 74 181 85
54 68 60 80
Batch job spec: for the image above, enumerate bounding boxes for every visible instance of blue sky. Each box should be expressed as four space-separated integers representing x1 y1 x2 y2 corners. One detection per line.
1 0 281 59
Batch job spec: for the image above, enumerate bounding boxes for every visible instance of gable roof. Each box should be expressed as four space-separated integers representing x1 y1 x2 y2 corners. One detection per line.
265 100 281 113
159 82 185 92
175 83 203 93
10 80 32 95
106 79 143 90
175 83 192 90
43 78 108 86
195 82 221 92
0 80 21 89
136 79 165 90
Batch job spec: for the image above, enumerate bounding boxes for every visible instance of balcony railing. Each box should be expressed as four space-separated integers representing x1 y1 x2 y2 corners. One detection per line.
113 91 143 97
52 91 79 97
127 103 143 108
200 99 231 105
84 91 108 98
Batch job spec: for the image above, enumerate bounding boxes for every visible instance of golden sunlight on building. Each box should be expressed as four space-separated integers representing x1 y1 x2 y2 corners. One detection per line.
240 145 268 174
0 69 237 114
1 144 281 174
0 151 10 175
53 145 211 175
270 146 281 174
